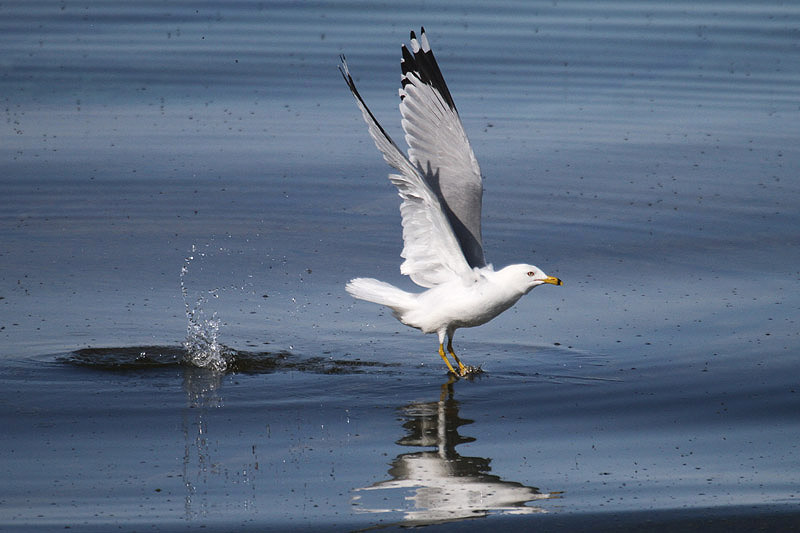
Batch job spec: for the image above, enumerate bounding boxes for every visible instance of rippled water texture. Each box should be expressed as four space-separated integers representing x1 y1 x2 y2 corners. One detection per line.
1 1 799 531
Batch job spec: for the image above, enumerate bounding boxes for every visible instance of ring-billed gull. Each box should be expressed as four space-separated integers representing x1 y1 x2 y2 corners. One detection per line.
340 28 562 376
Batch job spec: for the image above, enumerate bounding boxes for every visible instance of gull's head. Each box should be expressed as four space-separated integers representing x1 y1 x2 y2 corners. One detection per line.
500 264 562 294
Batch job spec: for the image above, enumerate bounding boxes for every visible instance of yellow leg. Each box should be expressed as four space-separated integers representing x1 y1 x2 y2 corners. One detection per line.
447 338 468 375
438 343 458 375
440 375 457 401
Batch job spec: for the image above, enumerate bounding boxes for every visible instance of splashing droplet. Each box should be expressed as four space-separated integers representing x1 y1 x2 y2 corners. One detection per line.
181 246 229 372
183 307 228 372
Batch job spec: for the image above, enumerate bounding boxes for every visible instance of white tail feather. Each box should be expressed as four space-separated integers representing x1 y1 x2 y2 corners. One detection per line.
346 278 415 314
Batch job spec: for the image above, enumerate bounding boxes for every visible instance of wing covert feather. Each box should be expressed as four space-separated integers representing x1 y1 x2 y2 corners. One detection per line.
339 57 472 287
399 29 486 268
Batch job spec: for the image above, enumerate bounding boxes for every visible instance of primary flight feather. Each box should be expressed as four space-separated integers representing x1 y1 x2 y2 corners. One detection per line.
340 28 561 376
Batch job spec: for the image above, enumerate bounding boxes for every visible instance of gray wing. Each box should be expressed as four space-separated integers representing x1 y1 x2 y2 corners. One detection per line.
399 28 486 268
339 57 473 288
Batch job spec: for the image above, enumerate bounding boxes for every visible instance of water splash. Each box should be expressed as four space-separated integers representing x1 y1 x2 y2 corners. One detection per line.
181 245 229 372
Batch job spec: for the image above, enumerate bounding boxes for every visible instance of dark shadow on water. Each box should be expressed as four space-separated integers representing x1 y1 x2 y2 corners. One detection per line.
60 345 187 370
59 345 401 375
352 377 561 528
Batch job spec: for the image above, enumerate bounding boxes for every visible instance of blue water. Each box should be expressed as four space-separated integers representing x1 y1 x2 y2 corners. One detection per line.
2 1 799 531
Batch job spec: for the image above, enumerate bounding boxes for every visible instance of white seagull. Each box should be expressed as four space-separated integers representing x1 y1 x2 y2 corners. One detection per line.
341 28 562 377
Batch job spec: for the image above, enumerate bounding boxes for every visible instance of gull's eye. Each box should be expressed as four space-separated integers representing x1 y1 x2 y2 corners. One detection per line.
527 271 535 277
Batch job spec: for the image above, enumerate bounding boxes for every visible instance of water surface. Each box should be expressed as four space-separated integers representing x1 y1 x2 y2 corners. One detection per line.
1 1 799 531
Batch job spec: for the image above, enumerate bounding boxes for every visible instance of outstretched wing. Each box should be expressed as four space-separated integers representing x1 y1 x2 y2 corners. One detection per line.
340 57 472 288
400 28 486 268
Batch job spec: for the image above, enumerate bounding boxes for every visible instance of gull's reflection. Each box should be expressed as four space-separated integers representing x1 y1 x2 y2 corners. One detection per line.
353 377 560 526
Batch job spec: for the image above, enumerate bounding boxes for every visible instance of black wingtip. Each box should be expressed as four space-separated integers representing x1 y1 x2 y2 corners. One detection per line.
401 27 457 111
337 54 348 82
338 55 359 95
401 43 414 65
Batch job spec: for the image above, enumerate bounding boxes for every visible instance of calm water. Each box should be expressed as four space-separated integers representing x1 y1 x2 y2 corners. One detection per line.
2 1 799 531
